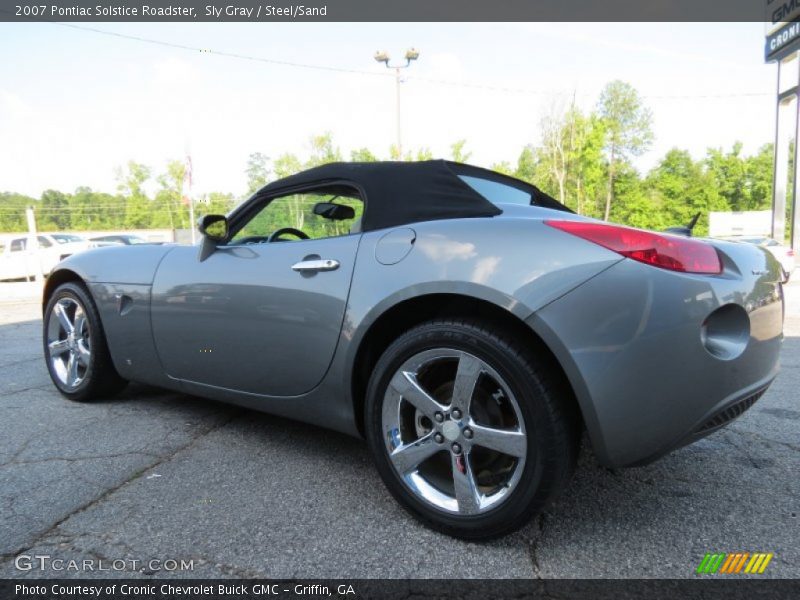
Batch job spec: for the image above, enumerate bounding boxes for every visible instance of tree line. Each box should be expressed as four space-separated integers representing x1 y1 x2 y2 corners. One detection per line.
0 81 777 237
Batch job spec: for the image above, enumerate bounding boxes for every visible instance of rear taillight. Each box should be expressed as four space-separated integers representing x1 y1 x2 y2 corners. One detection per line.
788 249 795 257
544 220 722 274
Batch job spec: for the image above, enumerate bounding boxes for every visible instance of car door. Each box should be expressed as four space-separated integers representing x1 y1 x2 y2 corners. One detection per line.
36 235 60 272
6 237 32 279
0 241 15 280
150 187 363 397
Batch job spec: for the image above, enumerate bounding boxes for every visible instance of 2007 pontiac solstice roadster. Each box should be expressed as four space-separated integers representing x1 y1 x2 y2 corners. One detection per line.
42 160 784 539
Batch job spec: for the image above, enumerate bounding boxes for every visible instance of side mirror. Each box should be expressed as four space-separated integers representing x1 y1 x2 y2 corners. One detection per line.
313 202 355 221
198 214 228 241
197 214 228 262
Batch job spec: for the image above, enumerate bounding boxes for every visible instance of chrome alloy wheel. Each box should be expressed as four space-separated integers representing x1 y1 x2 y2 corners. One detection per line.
46 297 91 389
382 349 527 515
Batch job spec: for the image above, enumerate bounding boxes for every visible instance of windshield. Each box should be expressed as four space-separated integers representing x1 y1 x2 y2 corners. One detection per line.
458 175 532 206
51 234 83 244
126 236 148 244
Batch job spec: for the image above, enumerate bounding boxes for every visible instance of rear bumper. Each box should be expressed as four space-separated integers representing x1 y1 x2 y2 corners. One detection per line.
527 250 784 468
624 377 774 467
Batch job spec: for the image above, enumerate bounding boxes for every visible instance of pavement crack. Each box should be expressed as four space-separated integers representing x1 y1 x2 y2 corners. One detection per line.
0 384 51 398
0 450 161 469
0 409 240 565
0 357 42 369
712 425 800 475
527 511 548 580
732 429 800 453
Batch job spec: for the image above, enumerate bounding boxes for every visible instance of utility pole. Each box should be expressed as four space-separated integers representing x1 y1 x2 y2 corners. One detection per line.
185 154 196 244
25 207 42 282
374 48 420 158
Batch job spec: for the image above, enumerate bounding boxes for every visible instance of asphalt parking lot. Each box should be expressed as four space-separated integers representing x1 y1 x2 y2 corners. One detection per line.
0 279 798 579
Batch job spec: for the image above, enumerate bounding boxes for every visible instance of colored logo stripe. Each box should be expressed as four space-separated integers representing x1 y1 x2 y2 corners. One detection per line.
696 553 726 574
745 553 774 574
697 553 774 574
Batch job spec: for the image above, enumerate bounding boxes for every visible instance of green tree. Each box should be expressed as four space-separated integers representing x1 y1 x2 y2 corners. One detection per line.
450 139 472 163
569 113 607 217
197 192 236 216
0 192 36 232
69 187 100 229
645 149 728 235
95 192 127 229
245 152 271 195
747 143 775 211
705 142 750 211
536 108 572 205
490 161 513 175
597 81 653 220
39 190 71 230
273 153 302 179
514 145 538 183
512 110 606 215
154 161 188 230
532 106 607 213
389 144 435 161
271 152 305 229
116 161 152 229
350 147 378 162
306 133 342 168
116 161 150 197
609 164 664 230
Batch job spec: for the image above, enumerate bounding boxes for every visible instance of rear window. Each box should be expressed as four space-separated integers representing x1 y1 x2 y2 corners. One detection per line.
458 175 532 206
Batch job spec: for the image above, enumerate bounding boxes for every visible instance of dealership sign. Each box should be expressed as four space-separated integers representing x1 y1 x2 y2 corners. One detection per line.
766 0 800 61
766 20 800 61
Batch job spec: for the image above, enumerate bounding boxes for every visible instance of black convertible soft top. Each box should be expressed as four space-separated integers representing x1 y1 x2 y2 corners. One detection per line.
256 159 569 232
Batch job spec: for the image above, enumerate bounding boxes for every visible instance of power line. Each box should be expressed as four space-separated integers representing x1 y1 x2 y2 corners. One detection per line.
0 207 180 212
52 23 771 101
55 23 393 78
0 207 185 213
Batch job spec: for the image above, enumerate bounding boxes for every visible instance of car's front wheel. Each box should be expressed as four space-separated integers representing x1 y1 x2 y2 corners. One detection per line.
43 282 127 401
365 318 579 540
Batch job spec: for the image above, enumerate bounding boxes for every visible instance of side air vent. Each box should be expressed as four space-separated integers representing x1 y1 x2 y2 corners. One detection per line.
695 389 766 435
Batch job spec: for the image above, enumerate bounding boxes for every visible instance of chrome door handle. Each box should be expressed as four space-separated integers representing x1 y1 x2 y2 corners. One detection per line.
291 258 340 272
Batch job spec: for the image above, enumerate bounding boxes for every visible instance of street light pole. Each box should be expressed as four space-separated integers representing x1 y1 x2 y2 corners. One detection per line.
374 48 420 158
395 66 401 156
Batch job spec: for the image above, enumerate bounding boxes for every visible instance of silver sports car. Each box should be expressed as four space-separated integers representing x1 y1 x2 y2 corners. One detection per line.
42 160 784 539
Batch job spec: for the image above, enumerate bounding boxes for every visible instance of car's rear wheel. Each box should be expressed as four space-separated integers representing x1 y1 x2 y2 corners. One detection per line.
365 318 579 540
43 282 127 401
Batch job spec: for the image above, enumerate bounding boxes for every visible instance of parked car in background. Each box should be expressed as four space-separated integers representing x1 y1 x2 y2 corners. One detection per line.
0 233 93 281
89 234 157 245
1 235 58 280
44 233 94 257
721 236 795 279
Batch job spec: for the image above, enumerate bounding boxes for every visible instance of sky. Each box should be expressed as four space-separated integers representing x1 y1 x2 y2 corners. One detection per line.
0 22 778 199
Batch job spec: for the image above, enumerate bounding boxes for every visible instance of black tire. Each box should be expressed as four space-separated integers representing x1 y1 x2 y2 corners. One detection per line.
43 282 127 402
365 318 579 540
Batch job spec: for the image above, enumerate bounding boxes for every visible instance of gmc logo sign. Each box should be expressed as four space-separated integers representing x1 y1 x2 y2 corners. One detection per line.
769 0 800 24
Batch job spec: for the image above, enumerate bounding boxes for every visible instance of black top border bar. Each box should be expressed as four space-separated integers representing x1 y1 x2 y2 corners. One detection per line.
0 0 787 22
